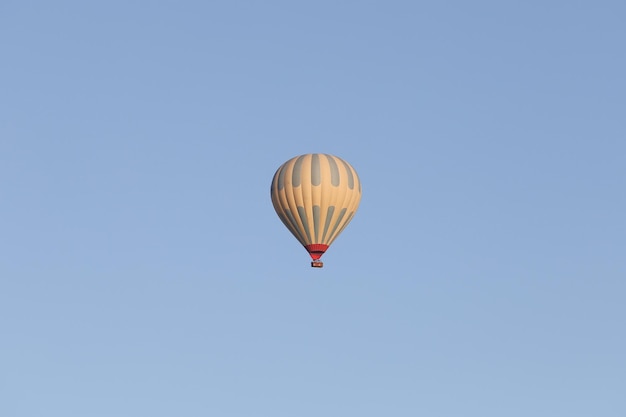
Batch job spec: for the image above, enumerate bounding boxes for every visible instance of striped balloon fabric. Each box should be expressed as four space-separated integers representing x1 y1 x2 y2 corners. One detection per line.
270 153 362 267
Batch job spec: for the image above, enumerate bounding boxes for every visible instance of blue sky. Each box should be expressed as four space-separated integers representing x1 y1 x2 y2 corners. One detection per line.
1 1 625 416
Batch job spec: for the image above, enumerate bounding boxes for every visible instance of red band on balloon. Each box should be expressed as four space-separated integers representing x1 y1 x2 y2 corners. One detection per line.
305 244 329 260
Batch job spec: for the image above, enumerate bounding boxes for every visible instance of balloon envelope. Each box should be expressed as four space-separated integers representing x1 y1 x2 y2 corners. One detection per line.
270 153 362 267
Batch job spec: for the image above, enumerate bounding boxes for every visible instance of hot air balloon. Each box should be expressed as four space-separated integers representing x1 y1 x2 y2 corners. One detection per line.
270 153 362 268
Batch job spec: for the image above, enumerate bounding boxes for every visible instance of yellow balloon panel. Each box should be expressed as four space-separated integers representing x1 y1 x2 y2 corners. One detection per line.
271 154 362 248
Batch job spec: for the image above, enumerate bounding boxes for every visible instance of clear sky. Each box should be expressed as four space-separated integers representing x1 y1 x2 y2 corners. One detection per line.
1 1 625 416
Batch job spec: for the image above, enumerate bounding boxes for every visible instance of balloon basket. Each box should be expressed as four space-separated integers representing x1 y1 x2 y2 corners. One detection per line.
311 260 324 268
